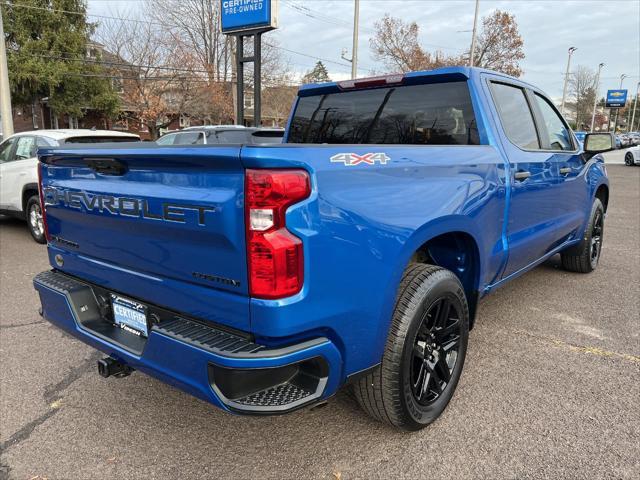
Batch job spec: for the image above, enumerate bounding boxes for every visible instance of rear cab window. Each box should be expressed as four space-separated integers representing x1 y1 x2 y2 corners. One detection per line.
287 81 479 145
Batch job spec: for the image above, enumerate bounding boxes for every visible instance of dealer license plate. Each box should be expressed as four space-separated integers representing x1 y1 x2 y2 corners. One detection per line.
111 294 148 337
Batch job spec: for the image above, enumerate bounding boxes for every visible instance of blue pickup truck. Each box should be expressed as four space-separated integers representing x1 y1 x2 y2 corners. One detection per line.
34 67 613 430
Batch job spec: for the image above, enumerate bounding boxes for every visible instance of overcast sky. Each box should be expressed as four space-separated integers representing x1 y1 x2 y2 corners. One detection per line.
89 0 640 99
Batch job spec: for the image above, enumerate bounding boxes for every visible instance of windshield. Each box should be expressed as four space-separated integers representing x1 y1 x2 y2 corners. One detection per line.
288 81 479 145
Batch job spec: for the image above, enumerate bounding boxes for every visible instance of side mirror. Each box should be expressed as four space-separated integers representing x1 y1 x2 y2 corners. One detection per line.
583 132 615 154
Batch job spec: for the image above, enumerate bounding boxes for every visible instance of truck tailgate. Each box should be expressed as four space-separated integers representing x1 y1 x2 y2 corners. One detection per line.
39 144 249 329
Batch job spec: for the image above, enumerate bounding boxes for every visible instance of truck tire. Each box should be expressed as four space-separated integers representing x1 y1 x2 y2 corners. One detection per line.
560 198 604 273
353 264 469 431
26 195 46 244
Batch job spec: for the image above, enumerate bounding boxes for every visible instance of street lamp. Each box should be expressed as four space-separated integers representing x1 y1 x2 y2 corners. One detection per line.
613 74 628 132
590 63 604 132
619 73 628 88
560 47 577 116
629 82 639 133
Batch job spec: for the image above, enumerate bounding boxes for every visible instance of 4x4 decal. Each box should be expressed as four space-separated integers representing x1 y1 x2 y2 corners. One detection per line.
330 152 390 166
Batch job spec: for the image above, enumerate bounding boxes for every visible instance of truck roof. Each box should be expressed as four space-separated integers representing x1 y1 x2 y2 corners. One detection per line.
297 66 537 97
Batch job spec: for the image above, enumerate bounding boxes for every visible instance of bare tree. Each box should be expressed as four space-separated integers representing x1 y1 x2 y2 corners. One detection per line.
147 0 231 82
470 10 525 77
371 11 525 77
98 18 204 139
263 83 298 126
569 66 596 130
370 15 460 73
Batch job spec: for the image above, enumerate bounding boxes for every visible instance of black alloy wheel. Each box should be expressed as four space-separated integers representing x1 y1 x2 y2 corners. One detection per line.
589 209 603 269
410 296 461 405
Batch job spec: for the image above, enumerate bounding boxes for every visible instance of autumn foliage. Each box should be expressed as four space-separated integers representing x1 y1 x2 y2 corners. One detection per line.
371 10 525 77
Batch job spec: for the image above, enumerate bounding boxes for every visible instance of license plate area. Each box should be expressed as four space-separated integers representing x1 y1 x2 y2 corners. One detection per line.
111 294 148 338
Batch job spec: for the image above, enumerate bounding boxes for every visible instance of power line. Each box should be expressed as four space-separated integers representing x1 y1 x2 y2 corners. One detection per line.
3 1 369 73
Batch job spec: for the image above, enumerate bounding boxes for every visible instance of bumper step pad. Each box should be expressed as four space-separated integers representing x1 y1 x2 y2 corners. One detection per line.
234 382 315 407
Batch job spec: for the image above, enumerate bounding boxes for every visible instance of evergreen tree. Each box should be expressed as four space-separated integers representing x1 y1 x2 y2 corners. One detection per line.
301 61 331 84
3 0 119 120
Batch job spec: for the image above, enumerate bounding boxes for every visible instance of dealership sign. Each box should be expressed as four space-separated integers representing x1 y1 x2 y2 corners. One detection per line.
605 89 628 108
220 0 279 34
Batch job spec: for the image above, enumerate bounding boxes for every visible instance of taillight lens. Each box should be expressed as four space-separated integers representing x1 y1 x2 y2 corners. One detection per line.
37 162 50 242
245 169 310 299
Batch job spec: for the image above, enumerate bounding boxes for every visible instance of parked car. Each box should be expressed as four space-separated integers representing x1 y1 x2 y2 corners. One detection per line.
0 129 140 243
624 145 640 166
615 135 623 149
574 131 586 149
33 67 612 430
156 126 284 145
628 132 640 146
619 133 631 147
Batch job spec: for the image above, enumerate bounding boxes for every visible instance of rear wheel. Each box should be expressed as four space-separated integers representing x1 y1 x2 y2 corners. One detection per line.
26 195 46 244
625 152 635 166
560 198 604 273
353 264 469 431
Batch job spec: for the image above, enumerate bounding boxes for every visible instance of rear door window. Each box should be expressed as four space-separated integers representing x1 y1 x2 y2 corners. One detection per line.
490 82 540 150
14 136 37 159
288 81 479 145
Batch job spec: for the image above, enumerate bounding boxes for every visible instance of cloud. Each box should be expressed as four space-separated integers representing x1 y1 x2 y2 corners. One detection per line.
89 0 640 97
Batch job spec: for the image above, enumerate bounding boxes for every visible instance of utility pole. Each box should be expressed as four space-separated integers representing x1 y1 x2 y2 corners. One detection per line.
0 7 14 137
469 0 480 67
613 73 627 133
560 47 577 116
630 82 639 133
351 0 359 79
590 63 604 132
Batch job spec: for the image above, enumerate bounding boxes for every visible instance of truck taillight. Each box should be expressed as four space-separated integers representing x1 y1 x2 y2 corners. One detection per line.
37 162 50 242
245 169 310 299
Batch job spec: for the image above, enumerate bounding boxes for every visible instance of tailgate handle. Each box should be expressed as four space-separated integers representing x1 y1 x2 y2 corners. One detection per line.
85 158 128 176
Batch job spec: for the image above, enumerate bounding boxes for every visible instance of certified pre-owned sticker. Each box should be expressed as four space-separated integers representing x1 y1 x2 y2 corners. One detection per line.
330 152 390 166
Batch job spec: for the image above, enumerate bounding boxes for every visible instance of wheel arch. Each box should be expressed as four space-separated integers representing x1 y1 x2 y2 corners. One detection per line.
394 218 484 330
21 183 39 215
594 183 609 212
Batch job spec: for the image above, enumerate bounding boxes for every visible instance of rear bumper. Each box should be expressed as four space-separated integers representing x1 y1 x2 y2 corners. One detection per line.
33 270 343 414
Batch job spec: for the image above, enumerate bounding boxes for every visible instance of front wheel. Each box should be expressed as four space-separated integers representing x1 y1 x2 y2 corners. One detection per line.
353 264 469 431
26 195 46 244
560 198 604 273
625 152 636 166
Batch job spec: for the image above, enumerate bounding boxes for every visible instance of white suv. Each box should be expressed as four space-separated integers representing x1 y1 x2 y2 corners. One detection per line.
0 129 140 243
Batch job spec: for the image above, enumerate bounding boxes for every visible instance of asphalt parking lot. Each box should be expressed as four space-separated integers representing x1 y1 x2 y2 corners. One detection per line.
1 164 638 480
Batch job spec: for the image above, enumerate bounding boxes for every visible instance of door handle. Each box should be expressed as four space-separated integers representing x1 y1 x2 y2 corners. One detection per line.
560 167 571 175
514 170 531 181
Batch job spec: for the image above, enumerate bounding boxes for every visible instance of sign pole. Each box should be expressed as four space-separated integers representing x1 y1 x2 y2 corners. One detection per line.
236 35 244 126
221 0 277 127
254 32 262 126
